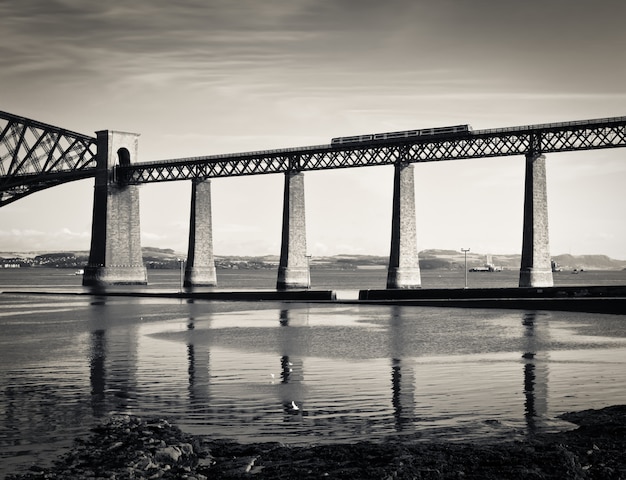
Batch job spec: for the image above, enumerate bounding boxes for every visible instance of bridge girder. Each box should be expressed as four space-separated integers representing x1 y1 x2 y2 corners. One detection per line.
118 116 626 184
0 111 97 206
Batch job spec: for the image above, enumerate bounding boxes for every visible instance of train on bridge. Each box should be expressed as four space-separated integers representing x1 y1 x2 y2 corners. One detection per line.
331 124 473 146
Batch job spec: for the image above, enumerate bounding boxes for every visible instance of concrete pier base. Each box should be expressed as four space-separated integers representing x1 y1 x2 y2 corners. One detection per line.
277 171 310 290
387 162 421 289
83 130 147 286
519 153 554 288
184 178 217 287
83 265 147 286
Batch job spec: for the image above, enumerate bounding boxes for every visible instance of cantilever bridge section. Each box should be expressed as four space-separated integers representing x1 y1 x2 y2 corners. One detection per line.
117 116 626 184
0 110 97 206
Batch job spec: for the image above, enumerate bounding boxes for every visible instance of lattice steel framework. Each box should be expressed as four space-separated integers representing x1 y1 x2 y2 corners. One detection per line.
119 116 626 184
0 111 97 206
2 111 625 204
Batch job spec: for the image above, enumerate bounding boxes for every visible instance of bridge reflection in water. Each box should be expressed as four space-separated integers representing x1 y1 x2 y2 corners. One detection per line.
84 301 557 441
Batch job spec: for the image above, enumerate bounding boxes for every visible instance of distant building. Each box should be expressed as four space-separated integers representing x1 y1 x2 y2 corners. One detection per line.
469 255 502 272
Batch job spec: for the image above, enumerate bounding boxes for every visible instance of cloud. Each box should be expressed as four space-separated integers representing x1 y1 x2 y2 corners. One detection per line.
0 228 90 251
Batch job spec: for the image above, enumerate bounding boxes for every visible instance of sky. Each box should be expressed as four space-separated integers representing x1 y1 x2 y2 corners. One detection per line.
1 0 625 259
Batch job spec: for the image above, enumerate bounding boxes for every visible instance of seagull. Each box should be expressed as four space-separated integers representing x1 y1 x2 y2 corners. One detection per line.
290 401 300 411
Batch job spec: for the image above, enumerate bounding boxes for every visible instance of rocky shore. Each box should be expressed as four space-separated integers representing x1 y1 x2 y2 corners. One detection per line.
6 405 626 480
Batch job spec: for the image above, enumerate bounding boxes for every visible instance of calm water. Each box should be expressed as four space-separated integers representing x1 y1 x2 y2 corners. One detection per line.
1 268 625 476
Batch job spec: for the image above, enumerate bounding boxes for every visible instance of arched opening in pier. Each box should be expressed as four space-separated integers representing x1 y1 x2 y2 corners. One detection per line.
117 148 131 167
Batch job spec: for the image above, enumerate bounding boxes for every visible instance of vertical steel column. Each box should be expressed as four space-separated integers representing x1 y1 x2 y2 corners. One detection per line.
277 170 310 290
519 152 554 287
184 178 217 287
387 161 421 289
83 130 147 286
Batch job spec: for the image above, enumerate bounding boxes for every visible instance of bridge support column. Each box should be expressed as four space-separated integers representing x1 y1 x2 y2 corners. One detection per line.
184 178 217 287
519 153 553 287
277 171 310 290
83 130 147 286
387 162 421 289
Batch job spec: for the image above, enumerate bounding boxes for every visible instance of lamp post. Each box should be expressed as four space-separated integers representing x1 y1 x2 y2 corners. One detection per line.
306 255 312 289
177 258 185 293
461 248 470 288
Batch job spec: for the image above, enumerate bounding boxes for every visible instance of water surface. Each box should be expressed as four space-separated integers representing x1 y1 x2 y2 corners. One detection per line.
1 268 625 476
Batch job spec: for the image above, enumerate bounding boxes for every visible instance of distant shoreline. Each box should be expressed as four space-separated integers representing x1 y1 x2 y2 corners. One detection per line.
2 249 625 271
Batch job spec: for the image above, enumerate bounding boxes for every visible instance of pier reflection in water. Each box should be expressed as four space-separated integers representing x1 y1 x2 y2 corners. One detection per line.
186 300 211 411
278 309 306 417
389 306 415 431
87 296 141 418
2 293 626 476
79 301 618 442
522 311 549 434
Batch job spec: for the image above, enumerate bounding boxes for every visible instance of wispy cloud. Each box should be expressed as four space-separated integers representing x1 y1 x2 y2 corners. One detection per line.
0 227 90 251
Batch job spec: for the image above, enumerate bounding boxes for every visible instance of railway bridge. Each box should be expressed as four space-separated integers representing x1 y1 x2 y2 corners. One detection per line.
1 110 625 289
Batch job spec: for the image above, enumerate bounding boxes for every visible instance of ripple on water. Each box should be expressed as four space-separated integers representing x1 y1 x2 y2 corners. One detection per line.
1 299 626 476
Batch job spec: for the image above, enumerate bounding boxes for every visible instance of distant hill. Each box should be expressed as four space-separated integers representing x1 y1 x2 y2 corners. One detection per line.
551 254 626 271
1 248 625 271
293 251 626 271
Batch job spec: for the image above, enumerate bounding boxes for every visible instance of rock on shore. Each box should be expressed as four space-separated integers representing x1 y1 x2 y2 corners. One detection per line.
6 405 626 480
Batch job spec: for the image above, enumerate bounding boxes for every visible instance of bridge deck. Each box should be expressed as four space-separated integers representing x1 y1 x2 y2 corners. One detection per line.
119 115 626 184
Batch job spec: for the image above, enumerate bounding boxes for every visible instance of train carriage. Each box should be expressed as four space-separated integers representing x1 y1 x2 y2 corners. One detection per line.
331 124 472 146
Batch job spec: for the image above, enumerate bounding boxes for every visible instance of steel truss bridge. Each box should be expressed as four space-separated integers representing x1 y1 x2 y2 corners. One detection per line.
1 110 625 206
0 111 97 206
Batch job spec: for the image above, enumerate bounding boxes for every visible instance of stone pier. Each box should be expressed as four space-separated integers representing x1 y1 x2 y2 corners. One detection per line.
277 171 310 290
387 162 421 289
184 178 217 287
519 152 554 287
83 130 147 286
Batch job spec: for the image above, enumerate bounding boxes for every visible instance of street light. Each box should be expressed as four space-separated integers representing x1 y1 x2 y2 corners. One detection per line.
461 248 470 288
177 258 185 293
306 255 312 289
